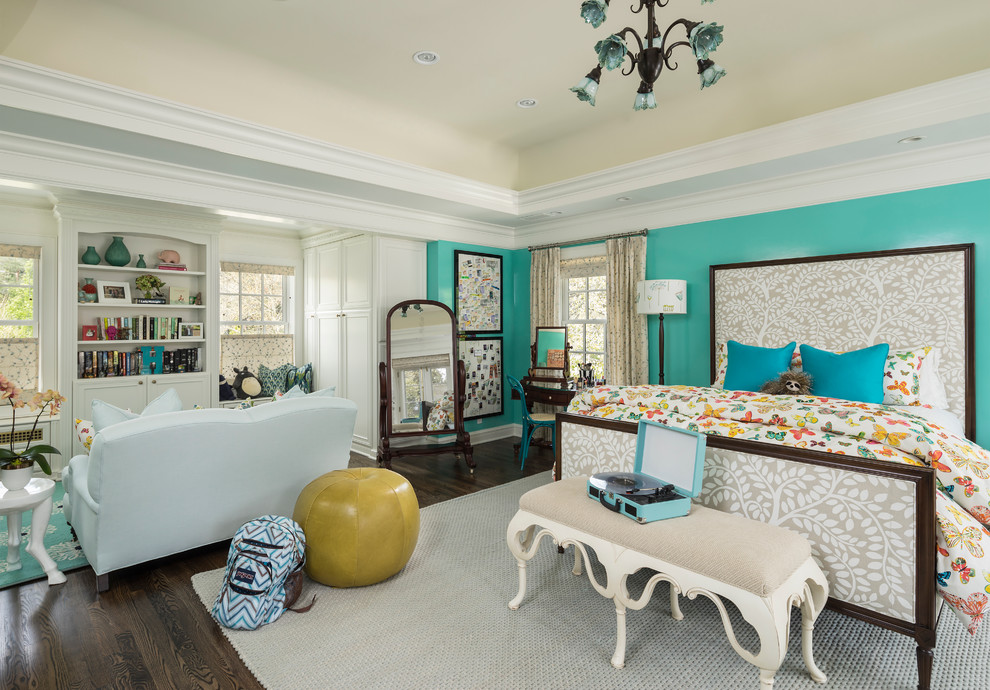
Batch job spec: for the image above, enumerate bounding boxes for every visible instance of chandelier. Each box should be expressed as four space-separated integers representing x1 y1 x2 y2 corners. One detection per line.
571 0 726 111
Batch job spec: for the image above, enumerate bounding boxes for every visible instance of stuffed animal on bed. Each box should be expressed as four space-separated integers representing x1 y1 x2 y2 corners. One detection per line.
760 369 813 396
231 367 263 399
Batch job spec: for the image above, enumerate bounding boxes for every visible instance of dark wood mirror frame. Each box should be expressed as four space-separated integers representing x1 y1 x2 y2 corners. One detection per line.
377 299 474 472
528 326 571 385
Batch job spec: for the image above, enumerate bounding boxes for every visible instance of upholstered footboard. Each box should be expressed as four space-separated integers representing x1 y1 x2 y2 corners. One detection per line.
555 413 939 690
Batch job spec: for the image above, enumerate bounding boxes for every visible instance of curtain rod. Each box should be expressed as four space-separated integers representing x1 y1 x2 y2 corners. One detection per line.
528 229 648 252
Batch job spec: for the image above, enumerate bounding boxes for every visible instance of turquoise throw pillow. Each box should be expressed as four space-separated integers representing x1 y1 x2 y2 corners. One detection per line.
799 343 890 403
285 363 313 394
723 341 797 393
259 363 294 397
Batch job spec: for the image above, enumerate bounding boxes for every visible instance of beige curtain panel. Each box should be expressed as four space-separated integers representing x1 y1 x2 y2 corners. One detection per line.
529 247 561 340
605 236 648 386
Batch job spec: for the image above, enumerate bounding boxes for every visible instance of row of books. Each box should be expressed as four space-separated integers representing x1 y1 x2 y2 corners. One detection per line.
158 263 186 271
92 315 184 341
78 347 202 378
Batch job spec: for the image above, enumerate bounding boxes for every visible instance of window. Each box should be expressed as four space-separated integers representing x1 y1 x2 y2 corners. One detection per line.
564 273 607 381
0 244 40 392
219 262 293 335
393 361 451 422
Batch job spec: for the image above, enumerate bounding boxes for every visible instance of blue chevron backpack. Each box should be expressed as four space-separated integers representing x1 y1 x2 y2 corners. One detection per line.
211 515 309 630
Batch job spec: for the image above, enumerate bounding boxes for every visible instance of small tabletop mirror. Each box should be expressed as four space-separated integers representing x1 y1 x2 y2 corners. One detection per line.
531 326 570 374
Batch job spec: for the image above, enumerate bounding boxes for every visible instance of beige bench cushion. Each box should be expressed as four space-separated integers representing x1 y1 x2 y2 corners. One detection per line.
520 476 812 597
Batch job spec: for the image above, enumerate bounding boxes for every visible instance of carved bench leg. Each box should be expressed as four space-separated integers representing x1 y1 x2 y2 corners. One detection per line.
801 596 827 684
759 668 777 688
611 599 627 669
669 584 684 621
508 557 527 610
916 645 933 690
572 545 583 576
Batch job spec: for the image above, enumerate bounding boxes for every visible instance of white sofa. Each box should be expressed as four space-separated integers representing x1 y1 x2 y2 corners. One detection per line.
63 396 358 591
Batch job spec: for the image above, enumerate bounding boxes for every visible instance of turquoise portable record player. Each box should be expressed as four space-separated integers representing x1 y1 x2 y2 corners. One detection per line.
587 420 706 523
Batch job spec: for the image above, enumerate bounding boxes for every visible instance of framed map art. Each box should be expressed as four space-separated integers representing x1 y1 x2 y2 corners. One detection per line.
454 250 502 334
458 336 503 420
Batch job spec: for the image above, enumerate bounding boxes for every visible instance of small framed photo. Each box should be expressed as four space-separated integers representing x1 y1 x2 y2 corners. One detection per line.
96 280 131 304
178 322 203 340
81 325 98 340
169 287 190 305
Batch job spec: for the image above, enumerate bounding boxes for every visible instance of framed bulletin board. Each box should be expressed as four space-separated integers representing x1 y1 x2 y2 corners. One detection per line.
454 250 502 334
457 336 503 420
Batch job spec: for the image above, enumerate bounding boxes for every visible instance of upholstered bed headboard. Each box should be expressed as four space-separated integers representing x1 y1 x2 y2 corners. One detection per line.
709 244 974 438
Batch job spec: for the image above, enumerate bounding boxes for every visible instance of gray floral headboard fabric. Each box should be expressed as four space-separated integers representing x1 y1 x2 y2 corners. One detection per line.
710 245 973 435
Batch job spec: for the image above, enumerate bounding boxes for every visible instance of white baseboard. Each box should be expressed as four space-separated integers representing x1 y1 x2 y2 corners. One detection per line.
352 423 521 461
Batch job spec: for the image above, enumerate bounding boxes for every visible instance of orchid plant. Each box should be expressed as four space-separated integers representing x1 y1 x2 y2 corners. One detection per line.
0 373 63 474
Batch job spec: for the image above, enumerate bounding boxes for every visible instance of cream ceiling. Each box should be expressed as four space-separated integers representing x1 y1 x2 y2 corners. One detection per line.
5 0 990 191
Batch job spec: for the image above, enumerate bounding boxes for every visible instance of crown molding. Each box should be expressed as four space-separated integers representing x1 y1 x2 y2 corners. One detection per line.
514 136 990 246
0 131 518 247
518 69 990 215
0 57 518 215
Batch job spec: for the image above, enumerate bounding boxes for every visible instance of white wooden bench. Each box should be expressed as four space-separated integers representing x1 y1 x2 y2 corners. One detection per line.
506 477 829 689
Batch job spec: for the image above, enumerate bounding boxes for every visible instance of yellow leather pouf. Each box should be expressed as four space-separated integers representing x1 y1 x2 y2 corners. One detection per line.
293 468 420 587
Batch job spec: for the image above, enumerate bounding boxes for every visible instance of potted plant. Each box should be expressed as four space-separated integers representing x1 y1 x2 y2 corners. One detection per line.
0 374 64 491
134 273 165 299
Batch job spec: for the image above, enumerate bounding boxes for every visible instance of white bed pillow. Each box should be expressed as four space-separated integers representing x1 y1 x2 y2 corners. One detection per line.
918 346 949 409
889 404 964 438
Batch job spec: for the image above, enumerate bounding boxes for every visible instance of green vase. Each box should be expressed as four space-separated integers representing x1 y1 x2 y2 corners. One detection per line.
104 236 131 267
136 254 147 268
81 245 101 265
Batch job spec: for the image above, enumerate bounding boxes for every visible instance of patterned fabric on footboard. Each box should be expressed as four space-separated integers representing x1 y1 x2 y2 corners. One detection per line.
558 416 926 623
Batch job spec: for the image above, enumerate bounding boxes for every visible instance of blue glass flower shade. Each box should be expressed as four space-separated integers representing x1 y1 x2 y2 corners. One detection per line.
580 0 608 29
698 60 726 89
689 22 724 60
595 34 628 71
570 77 600 106
633 90 657 111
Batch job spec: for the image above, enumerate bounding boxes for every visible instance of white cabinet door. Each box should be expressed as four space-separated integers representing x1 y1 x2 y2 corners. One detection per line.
314 314 341 393
74 378 148 421
315 243 342 313
343 312 372 446
147 373 211 409
341 236 372 311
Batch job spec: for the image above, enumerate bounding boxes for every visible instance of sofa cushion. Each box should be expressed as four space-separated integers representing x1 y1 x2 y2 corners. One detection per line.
258 363 295 397
278 384 336 400
91 387 183 432
285 363 313 394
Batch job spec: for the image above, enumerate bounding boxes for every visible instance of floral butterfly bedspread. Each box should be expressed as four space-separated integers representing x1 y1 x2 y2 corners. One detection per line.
567 384 990 634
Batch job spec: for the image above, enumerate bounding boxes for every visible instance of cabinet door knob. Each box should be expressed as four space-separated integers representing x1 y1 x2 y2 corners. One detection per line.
138 380 144 385
151 379 157 384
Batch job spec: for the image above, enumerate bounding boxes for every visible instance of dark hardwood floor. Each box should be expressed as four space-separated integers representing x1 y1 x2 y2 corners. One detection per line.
0 437 555 690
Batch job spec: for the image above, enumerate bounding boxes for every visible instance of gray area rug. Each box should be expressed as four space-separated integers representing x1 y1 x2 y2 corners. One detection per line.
192 472 989 689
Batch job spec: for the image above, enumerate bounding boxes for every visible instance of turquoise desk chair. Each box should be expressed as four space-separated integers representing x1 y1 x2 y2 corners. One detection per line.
507 375 556 471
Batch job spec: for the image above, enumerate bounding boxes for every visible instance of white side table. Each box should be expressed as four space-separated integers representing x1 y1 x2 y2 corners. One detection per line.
1 478 68 585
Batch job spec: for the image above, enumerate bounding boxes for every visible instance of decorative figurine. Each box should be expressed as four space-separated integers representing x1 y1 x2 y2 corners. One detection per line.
158 249 181 264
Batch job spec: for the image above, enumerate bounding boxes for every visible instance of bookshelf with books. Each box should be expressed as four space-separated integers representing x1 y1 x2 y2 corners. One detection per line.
57 201 221 446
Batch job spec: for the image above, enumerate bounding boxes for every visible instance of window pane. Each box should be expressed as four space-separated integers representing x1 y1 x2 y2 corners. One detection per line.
219 295 240 321
263 274 283 295
265 324 286 334
587 275 606 290
588 353 605 380
586 323 605 352
242 324 263 335
221 324 241 335
0 324 33 337
403 370 422 417
568 277 587 292
263 296 284 322
569 325 585 353
588 290 606 320
241 272 262 295
0 257 33 285
219 271 239 293
0 287 33 320
241 295 262 321
568 292 587 320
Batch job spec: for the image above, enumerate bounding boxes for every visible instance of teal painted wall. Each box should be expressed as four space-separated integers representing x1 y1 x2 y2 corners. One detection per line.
426 242 531 431
644 179 990 446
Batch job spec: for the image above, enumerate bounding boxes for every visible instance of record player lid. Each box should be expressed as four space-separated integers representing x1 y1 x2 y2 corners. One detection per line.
634 420 707 498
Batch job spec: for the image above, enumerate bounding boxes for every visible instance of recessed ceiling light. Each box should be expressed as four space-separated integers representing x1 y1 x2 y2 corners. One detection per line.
516 98 538 109
616 197 632 202
413 51 439 65
546 211 562 216
897 135 926 144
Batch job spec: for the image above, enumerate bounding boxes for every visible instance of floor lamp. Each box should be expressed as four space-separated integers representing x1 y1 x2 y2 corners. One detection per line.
636 279 687 385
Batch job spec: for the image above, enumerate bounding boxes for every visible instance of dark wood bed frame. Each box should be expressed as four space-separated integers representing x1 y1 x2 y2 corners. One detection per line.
555 244 974 690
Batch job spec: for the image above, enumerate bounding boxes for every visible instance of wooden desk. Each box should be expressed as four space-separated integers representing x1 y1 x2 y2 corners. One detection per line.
511 377 578 409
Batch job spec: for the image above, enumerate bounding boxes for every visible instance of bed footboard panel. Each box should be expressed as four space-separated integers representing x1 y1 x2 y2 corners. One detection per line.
556 413 937 638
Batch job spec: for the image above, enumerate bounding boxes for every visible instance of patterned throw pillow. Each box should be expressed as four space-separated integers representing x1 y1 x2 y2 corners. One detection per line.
883 346 934 406
425 391 456 431
74 418 94 453
258 363 295 397
284 363 313 394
